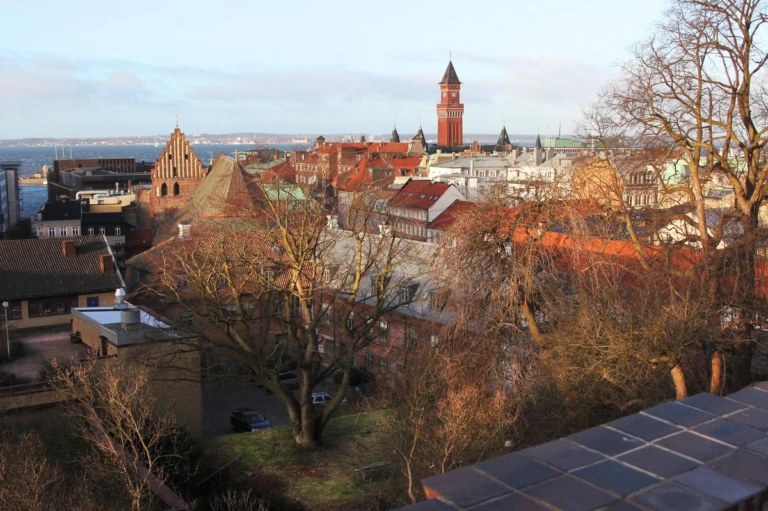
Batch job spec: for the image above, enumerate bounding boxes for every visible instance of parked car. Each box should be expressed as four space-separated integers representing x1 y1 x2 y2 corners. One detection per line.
311 392 347 405
278 370 299 390
230 407 271 432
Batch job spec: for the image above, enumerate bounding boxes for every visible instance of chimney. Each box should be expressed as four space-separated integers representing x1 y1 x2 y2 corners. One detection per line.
99 255 115 274
61 240 76 257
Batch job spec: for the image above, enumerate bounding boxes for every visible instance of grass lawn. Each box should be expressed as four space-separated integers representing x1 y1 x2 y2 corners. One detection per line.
204 411 399 509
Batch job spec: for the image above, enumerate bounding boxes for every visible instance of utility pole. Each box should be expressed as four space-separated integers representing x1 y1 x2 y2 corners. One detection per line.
2 302 9 362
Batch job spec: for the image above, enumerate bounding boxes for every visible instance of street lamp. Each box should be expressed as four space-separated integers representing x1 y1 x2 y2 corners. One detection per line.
1 302 8 362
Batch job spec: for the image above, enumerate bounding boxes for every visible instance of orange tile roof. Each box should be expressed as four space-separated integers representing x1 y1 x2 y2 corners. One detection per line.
389 156 423 170
390 180 451 210
429 200 480 230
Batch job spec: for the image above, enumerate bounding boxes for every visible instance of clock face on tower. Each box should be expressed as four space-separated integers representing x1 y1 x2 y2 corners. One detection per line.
443 92 446 97
451 92 456 97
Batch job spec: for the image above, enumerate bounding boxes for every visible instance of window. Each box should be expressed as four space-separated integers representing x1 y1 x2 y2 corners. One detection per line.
185 153 189 160
88 227 95 235
429 292 445 311
161 183 168 196
379 320 388 341
323 267 331 283
36 228 43 238
27 296 77 318
172 167 178 177
320 306 332 325
59 226 67 236
114 226 121 235
48 227 55 237
400 287 410 304
173 182 180 195
407 329 418 350
379 357 386 374
388 360 396 374
346 312 354 330
168 154 173 160
327 340 335 357
365 352 373 371
1 301 22 320
72 226 80 236
99 227 106 236
181 309 194 328
430 334 439 347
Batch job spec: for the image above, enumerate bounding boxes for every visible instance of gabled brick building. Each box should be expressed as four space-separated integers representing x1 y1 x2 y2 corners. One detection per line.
150 127 207 226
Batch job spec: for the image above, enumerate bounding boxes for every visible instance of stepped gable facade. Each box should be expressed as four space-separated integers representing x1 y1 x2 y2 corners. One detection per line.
150 127 207 225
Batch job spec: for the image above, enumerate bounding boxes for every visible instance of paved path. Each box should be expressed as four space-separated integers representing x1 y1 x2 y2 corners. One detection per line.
3 326 88 383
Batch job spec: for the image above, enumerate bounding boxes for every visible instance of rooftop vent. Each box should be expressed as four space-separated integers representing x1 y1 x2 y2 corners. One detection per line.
120 308 141 330
114 288 127 310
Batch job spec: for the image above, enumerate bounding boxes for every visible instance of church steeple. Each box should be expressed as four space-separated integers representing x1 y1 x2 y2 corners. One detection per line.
436 60 464 148
439 60 462 85
535 133 542 150
498 125 511 147
390 122 400 143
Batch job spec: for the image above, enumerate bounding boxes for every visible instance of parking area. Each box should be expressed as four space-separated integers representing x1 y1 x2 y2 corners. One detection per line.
2 325 89 383
201 378 352 438
202 380 291 438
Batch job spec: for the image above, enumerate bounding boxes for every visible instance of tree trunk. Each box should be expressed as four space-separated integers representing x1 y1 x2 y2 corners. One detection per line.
293 409 320 449
671 363 688 400
710 351 724 396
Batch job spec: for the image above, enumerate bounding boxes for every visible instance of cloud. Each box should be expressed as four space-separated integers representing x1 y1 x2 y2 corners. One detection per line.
189 67 435 105
108 71 143 89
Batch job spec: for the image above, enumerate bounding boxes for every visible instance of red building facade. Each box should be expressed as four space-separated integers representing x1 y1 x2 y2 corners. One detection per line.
149 127 207 226
436 61 464 148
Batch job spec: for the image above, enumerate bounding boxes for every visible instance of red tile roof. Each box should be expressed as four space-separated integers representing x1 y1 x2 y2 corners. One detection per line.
390 180 452 210
429 200 480 230
389 156 423 171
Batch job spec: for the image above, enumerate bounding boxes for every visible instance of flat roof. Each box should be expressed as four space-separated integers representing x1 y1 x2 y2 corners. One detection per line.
74 306 171 329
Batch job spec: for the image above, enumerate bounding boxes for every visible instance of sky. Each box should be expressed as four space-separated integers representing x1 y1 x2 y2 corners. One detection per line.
0 0 668 139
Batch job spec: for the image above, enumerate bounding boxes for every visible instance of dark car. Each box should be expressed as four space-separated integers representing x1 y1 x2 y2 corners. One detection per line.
230 407 271 432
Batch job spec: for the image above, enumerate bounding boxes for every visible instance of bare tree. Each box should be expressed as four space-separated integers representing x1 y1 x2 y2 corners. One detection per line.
51 358 193 511
582 0 768 389
380 332 522 504
133 182 422 449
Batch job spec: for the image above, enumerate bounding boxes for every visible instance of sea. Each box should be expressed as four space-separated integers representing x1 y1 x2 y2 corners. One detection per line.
0 143 305 219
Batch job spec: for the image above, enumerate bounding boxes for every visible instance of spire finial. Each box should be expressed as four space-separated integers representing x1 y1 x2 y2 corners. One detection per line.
175 113 180 128
449 51 452 61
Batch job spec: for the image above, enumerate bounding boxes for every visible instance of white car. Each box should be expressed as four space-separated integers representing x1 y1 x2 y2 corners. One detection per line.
311 392 347 405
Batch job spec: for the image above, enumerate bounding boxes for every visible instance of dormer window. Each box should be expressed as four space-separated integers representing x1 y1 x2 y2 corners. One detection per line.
420 194 426 199
323 267 331 283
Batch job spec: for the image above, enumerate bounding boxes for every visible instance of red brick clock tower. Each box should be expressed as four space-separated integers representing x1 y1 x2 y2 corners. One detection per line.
437 60 464 148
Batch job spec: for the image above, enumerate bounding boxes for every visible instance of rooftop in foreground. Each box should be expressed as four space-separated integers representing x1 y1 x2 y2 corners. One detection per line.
398 385 768 511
